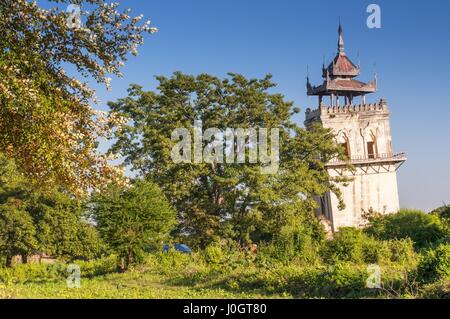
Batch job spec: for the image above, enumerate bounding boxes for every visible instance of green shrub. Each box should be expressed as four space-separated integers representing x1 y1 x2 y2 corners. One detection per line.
430 206 450 222
366 210 446 249
322 263 369 297
92 180 177 271
322 228 417 266
388 238 418 265
202 245 224 265
0 256 118 285
281 263 371 298
361 239 391 264
322 228 366 263
75 255 118 277
420 279 450 299
0 263 66 285
151 251 198 276
418 244 450 283
262 210 326 263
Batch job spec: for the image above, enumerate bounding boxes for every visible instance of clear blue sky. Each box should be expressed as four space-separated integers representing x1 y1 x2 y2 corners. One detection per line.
70 0 450 211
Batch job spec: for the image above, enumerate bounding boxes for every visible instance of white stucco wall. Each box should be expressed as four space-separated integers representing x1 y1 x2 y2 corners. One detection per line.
328 168 400 230
306 101 403 232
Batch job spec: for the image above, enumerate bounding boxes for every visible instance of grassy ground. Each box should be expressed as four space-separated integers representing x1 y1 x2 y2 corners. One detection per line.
0 252 447 299
0 271 284 299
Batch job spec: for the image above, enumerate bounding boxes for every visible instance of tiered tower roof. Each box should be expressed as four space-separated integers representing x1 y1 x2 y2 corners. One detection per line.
307 25 377 99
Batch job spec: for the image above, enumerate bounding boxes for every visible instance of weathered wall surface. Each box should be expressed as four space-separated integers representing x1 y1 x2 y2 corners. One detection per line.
327 168 400 229
306 100 403 232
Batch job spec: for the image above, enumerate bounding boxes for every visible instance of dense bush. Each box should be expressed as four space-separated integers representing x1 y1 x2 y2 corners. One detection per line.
0 256 118 285
202 245 224 265
431 206 450 222
0 263 66 285
365 209 447 249
420 280 450 299
254 210 326 265
321 227 418 266
92 180 177 271
76 255 118 278
149 251 201 276
322 228 368 263
418 244 450 283
320 263 370 298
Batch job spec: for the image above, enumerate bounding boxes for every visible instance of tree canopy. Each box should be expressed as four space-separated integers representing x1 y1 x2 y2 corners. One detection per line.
91 179 176 270
109 72 348 247
0 0 156 194
0 154 102 266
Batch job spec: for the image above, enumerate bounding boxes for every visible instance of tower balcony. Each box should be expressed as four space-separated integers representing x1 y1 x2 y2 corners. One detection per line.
326 152 407 168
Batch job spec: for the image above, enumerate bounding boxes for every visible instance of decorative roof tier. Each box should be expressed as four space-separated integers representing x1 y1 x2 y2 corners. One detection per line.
307 24 377 99
323 54 360 77
308 78 377 96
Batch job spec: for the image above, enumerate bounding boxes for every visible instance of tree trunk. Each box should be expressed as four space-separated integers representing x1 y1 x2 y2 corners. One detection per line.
6 255 13 268
126 247 133 269
21 254 28 264
117 257 126 273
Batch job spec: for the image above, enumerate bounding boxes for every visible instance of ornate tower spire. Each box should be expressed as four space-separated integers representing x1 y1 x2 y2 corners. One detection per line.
308 24 374 105
338 24 345 55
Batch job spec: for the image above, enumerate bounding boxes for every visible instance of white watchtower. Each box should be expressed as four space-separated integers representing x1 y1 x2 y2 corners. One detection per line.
305 25 406 232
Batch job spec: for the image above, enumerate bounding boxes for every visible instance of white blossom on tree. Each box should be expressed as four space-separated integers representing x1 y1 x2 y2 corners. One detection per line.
0 0 157 194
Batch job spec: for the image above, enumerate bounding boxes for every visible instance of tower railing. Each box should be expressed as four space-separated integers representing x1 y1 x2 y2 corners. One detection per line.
327 152 407 165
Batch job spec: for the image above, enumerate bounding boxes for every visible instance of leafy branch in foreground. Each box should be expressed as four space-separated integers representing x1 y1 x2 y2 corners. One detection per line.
0 0 157 194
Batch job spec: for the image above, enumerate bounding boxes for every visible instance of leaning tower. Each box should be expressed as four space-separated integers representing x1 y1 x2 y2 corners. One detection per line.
305 25 406 232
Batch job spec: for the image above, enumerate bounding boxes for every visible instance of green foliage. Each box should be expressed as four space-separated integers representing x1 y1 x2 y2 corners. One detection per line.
0 1 155 194
320 263 369 297
322 227 418 265
366 209 447 249
202 245 224 265
430 205 450 221
75 222 105 261
109 73 347 247
322 228 368 263
0 256 117 285
388 238 418 264
0 244 441 299
0 154 103 265
76 255 119 278
418 244 450 283
28 190 103 261
431 206 450 244
150 251 200 277
420 280 450 299
0 263 66 285
92 180 177 270
0 204 37 266
256 210 325 264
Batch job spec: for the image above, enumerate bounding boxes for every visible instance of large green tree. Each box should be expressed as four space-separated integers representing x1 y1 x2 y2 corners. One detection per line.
109 72 347 247
27 189 103 261
91 180 176 271
0 0 156 194
0 154 102 266
0 203 38 267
